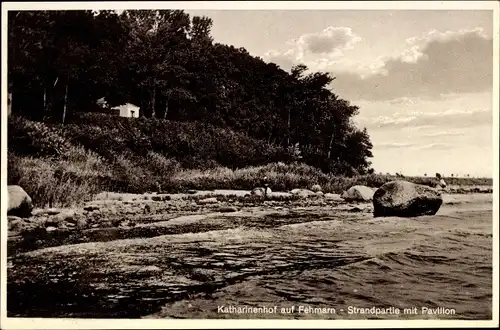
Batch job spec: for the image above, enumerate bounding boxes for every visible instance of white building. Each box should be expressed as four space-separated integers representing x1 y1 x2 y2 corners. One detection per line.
111 103 140 118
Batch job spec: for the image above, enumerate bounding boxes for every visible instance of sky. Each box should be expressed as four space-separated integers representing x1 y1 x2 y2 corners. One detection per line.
185 9 495 178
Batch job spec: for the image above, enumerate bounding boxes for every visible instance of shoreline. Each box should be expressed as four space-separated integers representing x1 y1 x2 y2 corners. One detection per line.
7 189 493 256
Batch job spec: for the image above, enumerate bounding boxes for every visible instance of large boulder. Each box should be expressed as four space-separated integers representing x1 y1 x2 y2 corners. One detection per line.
373 180 443 217
7 185 33 217
341 185 374 202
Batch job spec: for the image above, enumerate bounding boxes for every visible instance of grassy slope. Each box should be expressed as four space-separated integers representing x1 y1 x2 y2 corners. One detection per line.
7 115 493 208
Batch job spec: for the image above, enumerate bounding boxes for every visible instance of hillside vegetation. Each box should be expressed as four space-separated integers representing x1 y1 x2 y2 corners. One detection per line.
8 115 491 208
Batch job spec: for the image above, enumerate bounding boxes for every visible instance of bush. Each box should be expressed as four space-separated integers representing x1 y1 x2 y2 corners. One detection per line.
8 116 72 157
66 112 292 169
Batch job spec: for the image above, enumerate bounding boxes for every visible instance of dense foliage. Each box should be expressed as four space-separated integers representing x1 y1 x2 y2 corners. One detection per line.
8 9 373 175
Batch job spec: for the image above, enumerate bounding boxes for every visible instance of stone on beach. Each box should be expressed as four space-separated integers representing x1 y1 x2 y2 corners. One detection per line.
373 180 443 217
324 193 343 201
7 185 33 218
290 189 316 198
341 185 374 202
251 187 271 197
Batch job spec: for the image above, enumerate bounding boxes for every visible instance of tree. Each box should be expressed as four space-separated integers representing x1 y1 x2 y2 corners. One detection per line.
119 10 192 118
8 9 374 176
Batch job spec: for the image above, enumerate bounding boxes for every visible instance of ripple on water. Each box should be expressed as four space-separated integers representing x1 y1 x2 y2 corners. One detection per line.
7 207 493 320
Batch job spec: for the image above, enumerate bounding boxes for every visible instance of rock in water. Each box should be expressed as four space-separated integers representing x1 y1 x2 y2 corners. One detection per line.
373 180 443 217
341 185 374 202
7 185 33 217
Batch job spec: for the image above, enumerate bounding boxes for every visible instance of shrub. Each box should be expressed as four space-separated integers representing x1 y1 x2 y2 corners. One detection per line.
8 116 72 157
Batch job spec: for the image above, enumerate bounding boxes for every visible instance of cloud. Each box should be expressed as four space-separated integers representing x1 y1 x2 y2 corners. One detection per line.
263 26 361 72
376 142 456 150
369 108 491 129
414 143 455 150
293 27 361 56
376 142 418 149
331 28 493 100
423 130 466 138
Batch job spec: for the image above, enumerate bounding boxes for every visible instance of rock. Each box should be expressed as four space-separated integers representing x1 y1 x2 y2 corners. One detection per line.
46 226 57 232
217 206 239 213
53 210 75 223
265 187 272 194
8 215 24 223
251 187 265 197
152 195 171 202
439 179 447 188
45 208 62 216
341 185 374 202
8 216 24 231
73 218 88 228
316 191 324 196
138 265 162 273
84 205 100 211
373 180 443 217
7 185 33 217
310 184 322 192
107 206 118 215
324 193 342 201
290 189 316 198
198 197 218 205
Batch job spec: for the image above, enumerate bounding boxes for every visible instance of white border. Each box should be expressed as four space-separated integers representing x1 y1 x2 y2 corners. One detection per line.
1 1 499 329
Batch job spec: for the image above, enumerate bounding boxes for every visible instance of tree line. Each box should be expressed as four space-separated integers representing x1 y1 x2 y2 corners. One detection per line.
8 9 373 175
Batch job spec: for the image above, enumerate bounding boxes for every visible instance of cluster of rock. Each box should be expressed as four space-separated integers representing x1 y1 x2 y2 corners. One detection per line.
7 185 91 235
250 179 446 218
286 185 374 202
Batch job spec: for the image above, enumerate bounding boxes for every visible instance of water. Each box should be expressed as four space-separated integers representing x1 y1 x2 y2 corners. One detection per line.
7 195 493 319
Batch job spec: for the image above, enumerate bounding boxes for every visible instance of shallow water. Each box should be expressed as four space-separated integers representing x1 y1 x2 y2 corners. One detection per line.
7 195 493 319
